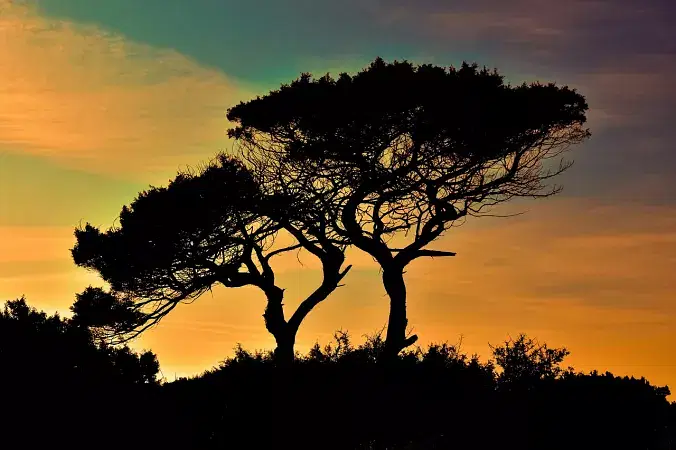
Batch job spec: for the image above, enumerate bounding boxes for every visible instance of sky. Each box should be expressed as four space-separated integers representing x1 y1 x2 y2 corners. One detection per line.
1 0 675 388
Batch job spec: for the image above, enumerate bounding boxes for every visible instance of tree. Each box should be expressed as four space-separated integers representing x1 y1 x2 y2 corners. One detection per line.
226 58 590 358
72 156 350 363
491 333 571 389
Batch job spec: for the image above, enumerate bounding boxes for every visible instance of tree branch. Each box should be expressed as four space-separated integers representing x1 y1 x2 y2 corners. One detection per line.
390 249 456 258
287 263 352 332
264 243 305 261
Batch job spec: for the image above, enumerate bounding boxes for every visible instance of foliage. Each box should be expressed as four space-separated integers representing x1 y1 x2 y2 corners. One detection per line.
153 332 672 449
0 298 160 447
70 286 145 340
492 333 572 388
0 297 159 385
71 157 266 339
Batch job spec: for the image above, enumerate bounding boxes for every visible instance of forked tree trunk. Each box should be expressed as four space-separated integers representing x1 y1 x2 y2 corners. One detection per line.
260 256 350 366
261 254 350 366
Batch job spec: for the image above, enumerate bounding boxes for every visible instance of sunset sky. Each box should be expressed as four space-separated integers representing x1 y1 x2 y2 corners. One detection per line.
1 0 674 389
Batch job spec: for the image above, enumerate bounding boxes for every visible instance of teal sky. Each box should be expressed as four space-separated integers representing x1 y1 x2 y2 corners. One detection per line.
33 0 456 85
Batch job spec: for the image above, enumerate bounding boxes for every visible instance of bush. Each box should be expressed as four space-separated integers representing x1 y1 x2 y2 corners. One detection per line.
0 298 160 447
2 304 672 449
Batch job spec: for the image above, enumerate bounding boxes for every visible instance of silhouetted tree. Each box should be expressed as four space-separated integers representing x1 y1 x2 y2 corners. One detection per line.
492 333 571 389
72 156 350 363
487 334 673 449
227 58 590 358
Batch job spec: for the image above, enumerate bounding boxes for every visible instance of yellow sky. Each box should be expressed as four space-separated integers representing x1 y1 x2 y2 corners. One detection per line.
0 0 674 392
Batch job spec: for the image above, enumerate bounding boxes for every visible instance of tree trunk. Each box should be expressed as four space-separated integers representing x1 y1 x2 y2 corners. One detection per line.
260 255 349 366
262 285 296 366
382 266 418 362
273 331 296 366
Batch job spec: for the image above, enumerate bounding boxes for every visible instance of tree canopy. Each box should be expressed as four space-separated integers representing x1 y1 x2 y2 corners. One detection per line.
72 158 267 333
227 57 590 356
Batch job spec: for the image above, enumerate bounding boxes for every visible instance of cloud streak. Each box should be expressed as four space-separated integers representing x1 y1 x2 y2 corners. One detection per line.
0 0 248 178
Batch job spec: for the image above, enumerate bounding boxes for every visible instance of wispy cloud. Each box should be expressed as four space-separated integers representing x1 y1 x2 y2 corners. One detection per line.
0 0 248 178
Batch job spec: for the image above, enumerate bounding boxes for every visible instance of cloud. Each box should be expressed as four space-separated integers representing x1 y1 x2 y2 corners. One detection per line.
0 0 250 178
0 225 73 264
569 55 676 132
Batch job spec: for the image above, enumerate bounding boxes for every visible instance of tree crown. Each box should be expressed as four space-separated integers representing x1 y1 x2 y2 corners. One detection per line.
227 58 590 265
72 156 276 339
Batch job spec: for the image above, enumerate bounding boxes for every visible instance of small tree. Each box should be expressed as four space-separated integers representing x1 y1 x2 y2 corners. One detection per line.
491 333 571 388
227 58 590 358
72 156 350 363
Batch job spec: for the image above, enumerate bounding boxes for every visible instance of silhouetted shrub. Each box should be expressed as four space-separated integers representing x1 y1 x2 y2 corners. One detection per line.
0 298 159 448
153 331 672 449
2 306 672 449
